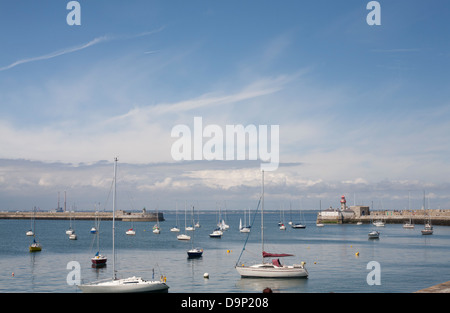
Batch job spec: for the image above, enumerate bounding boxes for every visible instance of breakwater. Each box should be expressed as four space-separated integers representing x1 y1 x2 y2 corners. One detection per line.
0 210 164 222
317 209 450 226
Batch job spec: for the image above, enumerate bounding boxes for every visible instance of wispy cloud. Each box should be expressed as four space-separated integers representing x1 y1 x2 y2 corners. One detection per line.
370 48 420 53
0 36 108 72
0 27 165 72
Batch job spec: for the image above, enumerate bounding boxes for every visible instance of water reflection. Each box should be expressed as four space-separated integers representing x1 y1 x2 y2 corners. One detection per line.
235 277 308 293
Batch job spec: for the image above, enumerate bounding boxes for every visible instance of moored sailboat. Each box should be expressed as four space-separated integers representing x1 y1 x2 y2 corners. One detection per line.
235 171 308 278
187 205 203 259
29 206 42 252
177 202 191 240
78 157 169 293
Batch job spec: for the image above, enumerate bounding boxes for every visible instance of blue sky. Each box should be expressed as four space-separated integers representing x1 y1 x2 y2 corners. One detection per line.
0 1 449 212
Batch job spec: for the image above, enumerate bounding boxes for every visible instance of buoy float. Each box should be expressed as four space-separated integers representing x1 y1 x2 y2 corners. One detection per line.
355 252 360 256
12 272 14 277
204 273 209 279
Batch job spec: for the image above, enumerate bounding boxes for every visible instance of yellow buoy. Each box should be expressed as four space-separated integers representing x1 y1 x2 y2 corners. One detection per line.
355 252 360 256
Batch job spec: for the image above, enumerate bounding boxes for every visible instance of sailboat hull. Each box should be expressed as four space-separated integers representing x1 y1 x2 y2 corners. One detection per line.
91 257 107 267
29 245 42 252
235 264 308 278
78 277 169 293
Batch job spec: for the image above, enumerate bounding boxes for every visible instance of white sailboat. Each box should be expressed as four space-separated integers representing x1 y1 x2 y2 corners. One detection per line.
239 208 251 233
421 223 433 235
403 192 414 229
177 202 191 241
170 203 180 232
152 206 161 234
421 191 433 235
68 207 78 240
78 157 169 293
235 171 308 278
373 220 385 227
209 229 223 238
26 208 35 236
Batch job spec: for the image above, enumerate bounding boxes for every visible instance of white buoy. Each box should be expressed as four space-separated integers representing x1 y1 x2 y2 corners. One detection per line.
203 273 209 279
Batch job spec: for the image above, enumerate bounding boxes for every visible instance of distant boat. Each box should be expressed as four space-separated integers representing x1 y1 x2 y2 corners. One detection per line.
316 223 324 227
177 233 191 240
194 208 201 228
421 223 433 235
65 193 75 235
29 207 42 252
368 230 380 239
209 229 223 238
126 228 136 236
373 220 385 227
153 225 160 234
26 208 35 236
171 204 180 232
235 171 308 278
29 238 42 252
90 227 98 234
403 192 415 229
291 223 306 229
177 202 190 240
78 157 169 293
170 226 180 232
91 214 107 268
187 205 203 259
421 191 433 235
291 206 306 229
403 221 414 229
92 251 107 268
187 248 203 258
153 207 161 234
239 209 251 233
279 223 286 230
239 219 250 233
69 233 77 240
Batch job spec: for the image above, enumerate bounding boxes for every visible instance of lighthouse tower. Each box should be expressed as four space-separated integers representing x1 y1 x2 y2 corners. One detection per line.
340 195 347 211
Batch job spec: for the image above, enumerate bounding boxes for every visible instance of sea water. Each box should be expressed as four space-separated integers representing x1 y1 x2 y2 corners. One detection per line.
1 211 449 293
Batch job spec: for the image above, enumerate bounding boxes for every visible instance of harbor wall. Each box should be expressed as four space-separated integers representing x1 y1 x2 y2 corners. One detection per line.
0 211 164 222
317 209 450 226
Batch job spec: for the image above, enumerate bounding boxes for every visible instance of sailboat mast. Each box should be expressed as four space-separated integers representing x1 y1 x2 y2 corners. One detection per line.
112 157 118 280
261 170 264 263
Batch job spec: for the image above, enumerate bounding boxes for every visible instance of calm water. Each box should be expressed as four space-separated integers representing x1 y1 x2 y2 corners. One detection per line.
1 211 449 293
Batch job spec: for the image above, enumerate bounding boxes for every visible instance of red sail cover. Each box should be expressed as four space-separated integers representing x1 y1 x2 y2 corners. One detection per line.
262 251 294 258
